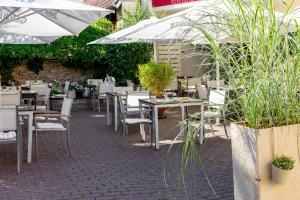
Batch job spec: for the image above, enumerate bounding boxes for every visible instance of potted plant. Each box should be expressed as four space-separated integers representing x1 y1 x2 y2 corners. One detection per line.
176 0 300 199
138 61 175 97
138 61 175 117
272 155 295 184
69 82 85 99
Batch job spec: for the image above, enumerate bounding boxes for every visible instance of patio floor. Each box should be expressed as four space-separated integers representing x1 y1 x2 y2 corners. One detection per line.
0 107 233 200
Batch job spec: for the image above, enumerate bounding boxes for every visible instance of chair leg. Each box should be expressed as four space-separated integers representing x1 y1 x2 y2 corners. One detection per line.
66 130 72 158
17 138 21 173
223 123 229 139
222 112 229 139
210 123 214 135
125 124 129 135
35 130 38 161
98 99 101 113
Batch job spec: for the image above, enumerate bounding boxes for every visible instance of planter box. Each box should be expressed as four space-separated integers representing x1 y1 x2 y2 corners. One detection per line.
231 123 300 200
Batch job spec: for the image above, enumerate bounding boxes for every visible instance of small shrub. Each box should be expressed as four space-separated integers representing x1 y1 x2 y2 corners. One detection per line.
272 155 295 170
138 61 175 96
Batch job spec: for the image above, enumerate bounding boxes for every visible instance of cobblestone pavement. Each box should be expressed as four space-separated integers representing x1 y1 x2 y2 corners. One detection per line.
0 107 233 200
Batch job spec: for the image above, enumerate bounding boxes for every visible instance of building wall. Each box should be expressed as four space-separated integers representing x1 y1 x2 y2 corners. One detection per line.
12 60 88 84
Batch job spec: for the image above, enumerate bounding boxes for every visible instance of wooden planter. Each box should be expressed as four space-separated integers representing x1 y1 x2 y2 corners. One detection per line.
231 123 300 200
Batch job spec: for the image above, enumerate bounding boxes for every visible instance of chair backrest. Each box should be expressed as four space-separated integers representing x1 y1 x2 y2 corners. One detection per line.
207 80 225 89
166 79 178 91
64 81 70 94
98 83 114 95
188 77 202 87
208 90 226 108
61 98 73 121
113 86 133 95
126 91 150 107
126 80 134 87
197 85 208 100
30 84 49 96
0 91 21 105
0 105 17 131
87 79 103 86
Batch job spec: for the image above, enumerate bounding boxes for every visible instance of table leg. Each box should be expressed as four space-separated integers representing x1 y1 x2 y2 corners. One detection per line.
106 95 110 125
153 106 159 150
114 96 118 132
92 89 96 111
27 112 33 163
34 95 37 110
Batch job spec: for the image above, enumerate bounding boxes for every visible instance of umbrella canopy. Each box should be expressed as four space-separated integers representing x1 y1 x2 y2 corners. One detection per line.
124 0 232 44
0 31 58 44
0 0 114 37
88 17 159 44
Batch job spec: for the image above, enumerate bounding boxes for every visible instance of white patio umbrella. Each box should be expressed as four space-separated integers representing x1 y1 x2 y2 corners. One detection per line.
0 0 114 37
89 17 159 44
0 31 58 44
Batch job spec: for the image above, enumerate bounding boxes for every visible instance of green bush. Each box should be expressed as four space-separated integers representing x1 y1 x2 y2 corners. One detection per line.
272 155 295 170
138 61 175 96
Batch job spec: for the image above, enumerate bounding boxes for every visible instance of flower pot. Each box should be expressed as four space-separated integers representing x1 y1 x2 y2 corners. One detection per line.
272 164 292 184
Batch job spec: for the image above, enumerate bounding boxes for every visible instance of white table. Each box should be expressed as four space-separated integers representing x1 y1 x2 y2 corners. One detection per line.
139 98 205 150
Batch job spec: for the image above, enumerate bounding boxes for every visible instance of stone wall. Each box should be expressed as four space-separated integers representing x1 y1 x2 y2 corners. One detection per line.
12 60 89 84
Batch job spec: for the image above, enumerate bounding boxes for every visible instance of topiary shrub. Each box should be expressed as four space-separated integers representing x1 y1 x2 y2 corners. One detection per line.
138 61 175 97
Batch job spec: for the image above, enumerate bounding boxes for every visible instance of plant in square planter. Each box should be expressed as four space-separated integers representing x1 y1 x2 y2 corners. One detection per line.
272 155 295 184
69 82 84 99
138 61 175 118
174 0 300 199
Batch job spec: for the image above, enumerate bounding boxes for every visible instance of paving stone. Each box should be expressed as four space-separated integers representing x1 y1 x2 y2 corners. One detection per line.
0 108 233 200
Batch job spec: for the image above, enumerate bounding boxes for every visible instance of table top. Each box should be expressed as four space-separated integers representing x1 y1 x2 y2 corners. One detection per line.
21 90 37 94
139 97 205 106
106 92 126 96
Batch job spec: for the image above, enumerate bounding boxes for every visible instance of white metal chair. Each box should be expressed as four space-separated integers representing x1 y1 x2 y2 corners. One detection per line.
52 80 70 98
189 90 228 142
197 84 208 100
0 105 22 173
0 90 21 105
34 98 73 160
126 91 150 114
97 82 114 112
113 86 133 94
118 95 152 141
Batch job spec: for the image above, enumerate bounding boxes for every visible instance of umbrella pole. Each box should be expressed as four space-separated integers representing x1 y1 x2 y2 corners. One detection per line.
153 42 158 62
216 60 220 90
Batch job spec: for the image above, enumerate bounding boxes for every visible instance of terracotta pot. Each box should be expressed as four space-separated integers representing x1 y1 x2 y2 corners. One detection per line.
272 164 293 184
158 107 167 118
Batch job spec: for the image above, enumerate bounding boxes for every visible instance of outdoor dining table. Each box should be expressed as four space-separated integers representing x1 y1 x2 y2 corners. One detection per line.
139 97 205 150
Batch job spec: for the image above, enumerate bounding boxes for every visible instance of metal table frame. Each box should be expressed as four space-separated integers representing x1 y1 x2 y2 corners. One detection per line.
139 98 205 150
